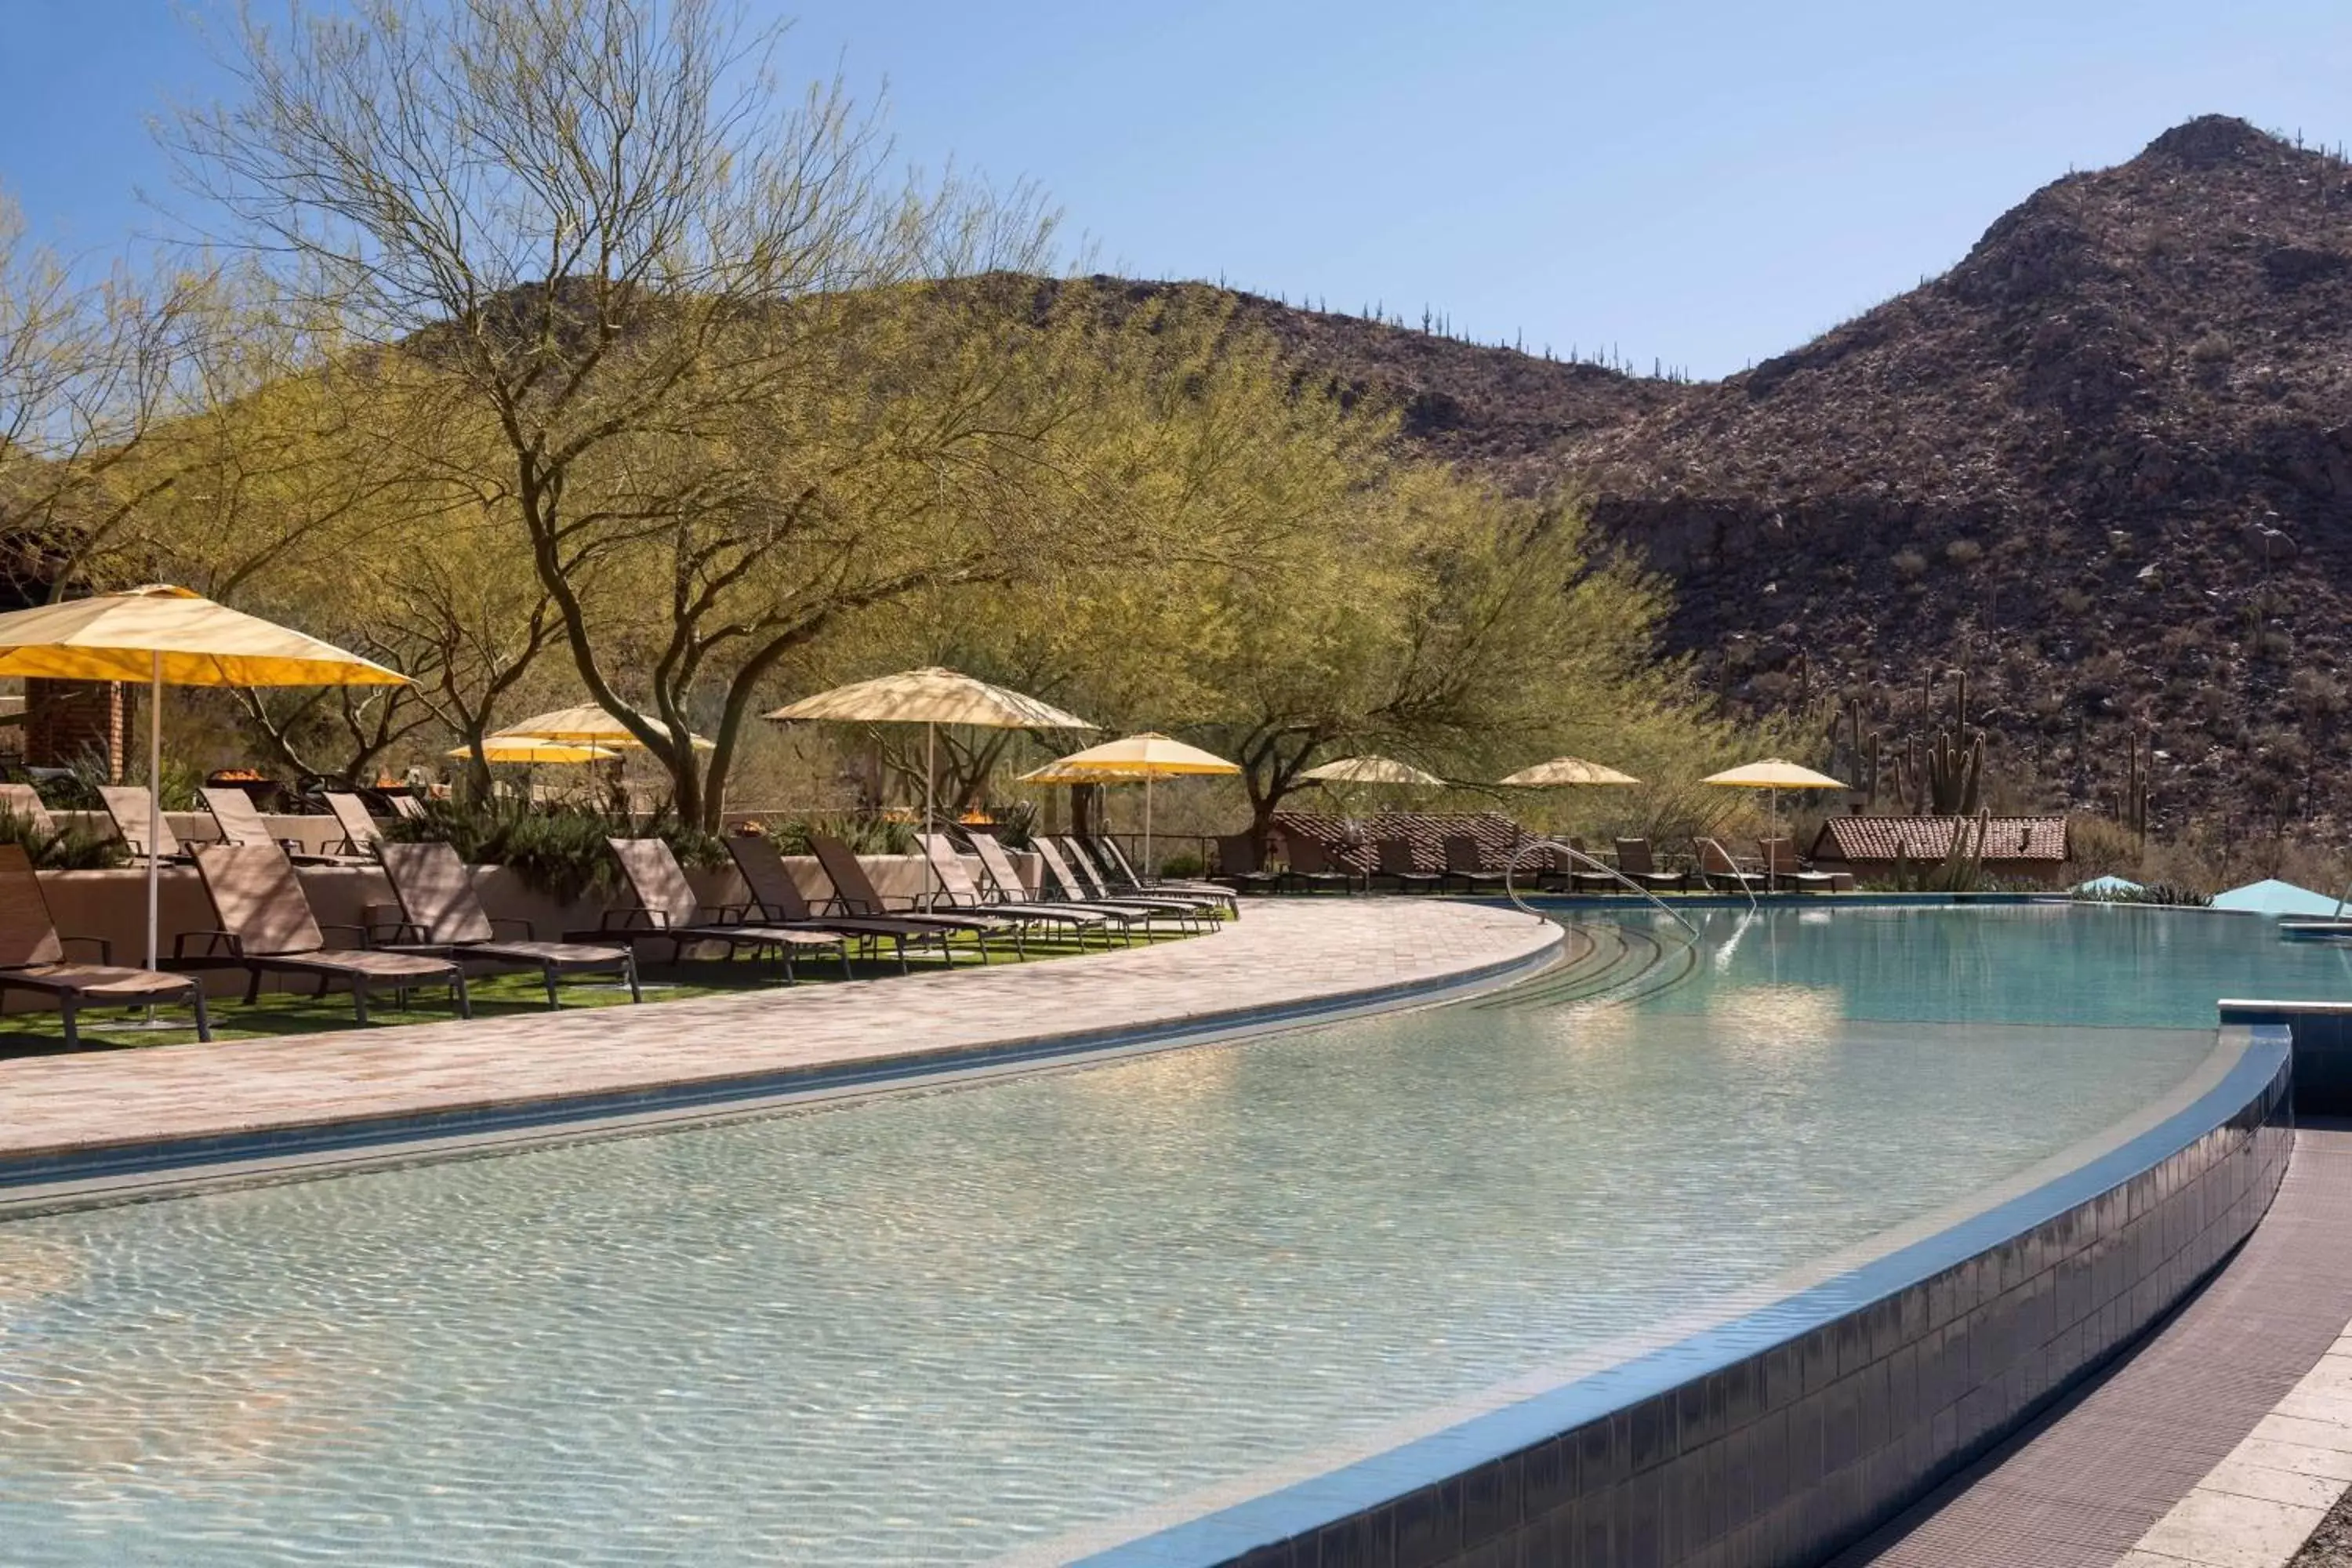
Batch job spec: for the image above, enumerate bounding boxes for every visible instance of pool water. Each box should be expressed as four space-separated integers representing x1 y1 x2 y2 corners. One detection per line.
0 906 2337 1565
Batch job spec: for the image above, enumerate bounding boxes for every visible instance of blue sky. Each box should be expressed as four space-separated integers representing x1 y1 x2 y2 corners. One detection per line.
5 0 2350 377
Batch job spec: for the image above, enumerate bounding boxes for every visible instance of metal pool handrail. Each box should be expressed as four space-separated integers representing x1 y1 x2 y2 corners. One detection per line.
1504 838 1699 938
1697 837 1760 914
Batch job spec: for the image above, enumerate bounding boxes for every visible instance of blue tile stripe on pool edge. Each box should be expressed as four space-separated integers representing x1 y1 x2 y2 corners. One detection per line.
1069 1023 2293 1566
0 923 1566 1196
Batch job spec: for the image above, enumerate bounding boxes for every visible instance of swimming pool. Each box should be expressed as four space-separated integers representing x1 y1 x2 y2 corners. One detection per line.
0 906 2335 1565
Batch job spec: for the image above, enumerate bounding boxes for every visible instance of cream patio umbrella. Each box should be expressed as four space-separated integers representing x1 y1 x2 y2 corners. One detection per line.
491 704 716 751
1020 733 1240 877
1499 756 1642 787
765 668 1094 908
450 739 621 765
0 584 408 981
1300 756 1444 787
1700 757 1849 843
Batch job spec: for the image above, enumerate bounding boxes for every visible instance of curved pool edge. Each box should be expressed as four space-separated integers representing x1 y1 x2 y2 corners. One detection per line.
1072 1022 2296 1568
0 914 1569 1219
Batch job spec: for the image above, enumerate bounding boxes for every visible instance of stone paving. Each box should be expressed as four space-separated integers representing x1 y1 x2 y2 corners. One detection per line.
1835 1123 2352 1568
0 898 1559 1170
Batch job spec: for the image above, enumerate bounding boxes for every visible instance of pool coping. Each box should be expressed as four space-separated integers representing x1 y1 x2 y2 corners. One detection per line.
0 913 1566 1218
1066 1022 2296 1567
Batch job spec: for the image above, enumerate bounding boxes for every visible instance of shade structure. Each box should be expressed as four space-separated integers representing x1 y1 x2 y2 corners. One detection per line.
0 584 408 993
1019 733 1239 877
766 669 1094 908
1700 757 1849 844
493 704 714 752
449 739 619 764
1301 755 1445 787
1499 756 1642 787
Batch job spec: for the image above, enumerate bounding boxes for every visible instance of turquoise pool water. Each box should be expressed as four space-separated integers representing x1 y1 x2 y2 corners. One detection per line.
0 906 2336 1565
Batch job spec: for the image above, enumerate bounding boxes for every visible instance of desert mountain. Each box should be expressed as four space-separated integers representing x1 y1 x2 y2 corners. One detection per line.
1165 115 2352 837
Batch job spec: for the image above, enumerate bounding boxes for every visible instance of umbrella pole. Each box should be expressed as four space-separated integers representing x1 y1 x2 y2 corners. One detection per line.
923 720 936 913
146 652 162 977
1144 775 1154 882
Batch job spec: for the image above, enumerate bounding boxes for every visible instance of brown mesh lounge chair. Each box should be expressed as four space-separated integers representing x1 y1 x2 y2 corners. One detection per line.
321 792 385 857
1049 838 1214 931
1212 834 1283 895
184 843 468 1025
377 841 641 1007
1058 837 1223 924
0 782 56 836
98 785 187 862
1279 830 1362 893
1083 836 1240 914
1377 837 1443 894
916 834 1123 947
1611 839 1686 892
806 834 1018 961
1697 840 1767 894
0 844 211 1045
724 833 954 972
1440 834 1506 895
964 833 1141 945
1760 838 1838 892
387 793 428 822
201 786 372 866
583 838 852 979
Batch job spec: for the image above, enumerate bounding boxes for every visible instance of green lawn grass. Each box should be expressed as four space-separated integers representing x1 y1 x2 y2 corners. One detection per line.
0 927 1182 1059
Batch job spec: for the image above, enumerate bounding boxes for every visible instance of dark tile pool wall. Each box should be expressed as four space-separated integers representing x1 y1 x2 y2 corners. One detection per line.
2222 1000 2352 1114
1194 1051 2292 1568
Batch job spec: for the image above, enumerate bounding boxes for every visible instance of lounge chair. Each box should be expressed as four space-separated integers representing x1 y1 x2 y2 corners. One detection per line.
1050 838 1216 930
387 793 428 822
183 843 469 1025
0 844 211 1045
0 782 56 836
1060 837 1227 920
1440 835 1505 895
1697 840 1767 895
1376 837 1443 894
1279 831 1363 894
964 833 1147 945
1612 839 1686 892
916 834 1124 947
321 792 385 857
580 838 853 978
724 833 957 972
1212 833 1283 895
805 834 1020 960
376 840 641 1007
1026 838 1194 933
201 786 372 866
98 785 187 862
1760 838 1838 893
1084 836 1240 913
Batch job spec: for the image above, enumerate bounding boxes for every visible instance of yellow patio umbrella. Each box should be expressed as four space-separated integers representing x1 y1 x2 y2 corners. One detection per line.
492 703 716 751
1700 757 1849 841
1499 756 1642 787
0 584 408 980
1020 733 1240 876
766 668 1094 908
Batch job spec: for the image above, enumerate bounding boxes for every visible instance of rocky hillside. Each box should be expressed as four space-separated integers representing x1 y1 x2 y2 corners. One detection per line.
1192 115 2352 837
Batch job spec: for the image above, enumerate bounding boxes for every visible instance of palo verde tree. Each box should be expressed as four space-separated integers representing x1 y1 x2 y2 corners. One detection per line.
172 0 1116 826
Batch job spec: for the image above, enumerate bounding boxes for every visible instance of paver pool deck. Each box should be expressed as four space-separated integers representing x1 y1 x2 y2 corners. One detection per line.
0 898 1561 1197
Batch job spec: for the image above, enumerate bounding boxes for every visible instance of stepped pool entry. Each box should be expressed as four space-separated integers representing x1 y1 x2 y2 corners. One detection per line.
0 906 2333 1566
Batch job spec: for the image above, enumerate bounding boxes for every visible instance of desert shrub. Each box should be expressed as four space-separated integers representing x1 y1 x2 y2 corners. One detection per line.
1891 549 1927 580
754 814 916 856
1945 539 1984 565
383 798 726 903
0 806 129 870
1159 849 1207 879
2080 882 2212 908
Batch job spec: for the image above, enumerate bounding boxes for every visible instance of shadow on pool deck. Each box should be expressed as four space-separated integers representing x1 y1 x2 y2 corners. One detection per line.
1832 1120 2352 1568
